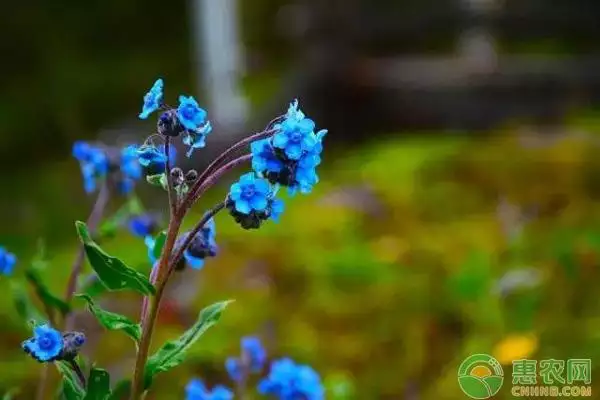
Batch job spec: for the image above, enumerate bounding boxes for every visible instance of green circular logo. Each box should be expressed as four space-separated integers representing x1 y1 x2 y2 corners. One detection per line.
458 354 504 399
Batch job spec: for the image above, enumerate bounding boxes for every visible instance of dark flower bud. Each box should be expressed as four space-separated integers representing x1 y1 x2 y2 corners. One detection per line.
185 169 199 183
170 167 184 186
157 110 183 137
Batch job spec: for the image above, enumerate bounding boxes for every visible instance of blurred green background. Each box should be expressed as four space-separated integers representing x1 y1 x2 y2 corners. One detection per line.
2 0 600 399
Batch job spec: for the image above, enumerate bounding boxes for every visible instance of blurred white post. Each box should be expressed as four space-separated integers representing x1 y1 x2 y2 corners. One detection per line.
192 0 248 132
458 0 499 74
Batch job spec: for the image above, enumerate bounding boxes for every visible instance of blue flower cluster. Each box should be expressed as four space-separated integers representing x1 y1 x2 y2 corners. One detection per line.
258 358 325 400
226 336 267 382
72 142 142 195
251 100 327 195
22 324 85 363
227 172 284 230
0 246 16 275
185 379 233 400
137 79 211 158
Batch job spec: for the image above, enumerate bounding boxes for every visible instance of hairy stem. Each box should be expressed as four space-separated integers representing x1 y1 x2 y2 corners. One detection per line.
130 214 182 400
182 127 275 212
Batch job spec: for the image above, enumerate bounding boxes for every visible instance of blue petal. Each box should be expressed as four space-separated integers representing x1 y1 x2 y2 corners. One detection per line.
184 252 205 270
229 182 242 201
250 195 268 211
298 118 315 133
253 178 270 195
235 199 251 214
272 132 289 149
286 144 303 160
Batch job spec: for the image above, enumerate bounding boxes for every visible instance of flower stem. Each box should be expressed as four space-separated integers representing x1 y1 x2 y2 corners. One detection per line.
182 126 275 212
130 214 182 400
64 182 111 311
69 359 86 388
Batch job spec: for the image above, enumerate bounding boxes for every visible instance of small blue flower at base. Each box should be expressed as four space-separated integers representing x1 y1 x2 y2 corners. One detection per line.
72 141 109 194
258 358 325 400
177 95 207 131
185 378 233 400
139 78 164 119
22 324 64 363
183 121 212 157
128 214 157 238
229 173 271 215
272 99 318 160
0 247 16 275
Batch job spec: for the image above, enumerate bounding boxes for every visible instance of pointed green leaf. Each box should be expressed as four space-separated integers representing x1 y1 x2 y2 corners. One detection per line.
10 281 45 324
25 269 71 315
143 300 233 388
84 368 111 400
77 294 141 343
56 361 85 400
75 221 155 296
107 380 130 400
152 231 167 261
146 174 168 190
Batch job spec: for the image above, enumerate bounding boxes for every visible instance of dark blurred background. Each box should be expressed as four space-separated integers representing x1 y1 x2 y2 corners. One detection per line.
2 0 600 398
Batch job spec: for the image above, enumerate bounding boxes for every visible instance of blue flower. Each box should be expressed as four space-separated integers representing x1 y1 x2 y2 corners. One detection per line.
177 95 207 131
226 336 267 382
139 79 164 119
22 324 64 363
186 378 233 400
128 214 157 238
229 173 271 214
72 141 109 193
0 247 16 275
258 358 324 400
183 121 212 157
251 104 327 195
272 100 318 160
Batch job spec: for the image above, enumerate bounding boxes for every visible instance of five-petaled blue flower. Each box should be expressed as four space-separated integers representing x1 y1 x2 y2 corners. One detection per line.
139 79 164 119
258 358 325 400
22 324 64 363
229 173 271 214
128 214 157 238
226 336 267 382
72 141 109 193
186 378 233 400
183 121 212 157
177 95 207 131
272 100 319 160
0 247 16 275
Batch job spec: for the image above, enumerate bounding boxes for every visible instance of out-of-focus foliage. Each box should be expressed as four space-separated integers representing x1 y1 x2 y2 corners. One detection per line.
2 125 600 398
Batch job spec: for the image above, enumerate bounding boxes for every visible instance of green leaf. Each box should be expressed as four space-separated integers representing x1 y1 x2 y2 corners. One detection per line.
10 281 45 324
56 361 85 400
152 231 167 261
107 380 130 400
143 300 233 388
25 269 71 315
146 174 168 190
84 368 111 400
75 221 156 296
77 294 141 343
